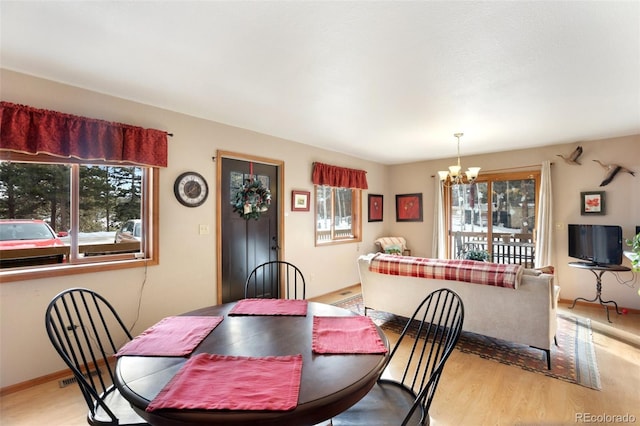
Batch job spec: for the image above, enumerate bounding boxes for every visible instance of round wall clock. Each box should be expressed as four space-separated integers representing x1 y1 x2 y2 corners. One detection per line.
174 171 209 207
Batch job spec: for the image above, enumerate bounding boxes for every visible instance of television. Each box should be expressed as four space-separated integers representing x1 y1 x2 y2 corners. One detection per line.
568 224 623 266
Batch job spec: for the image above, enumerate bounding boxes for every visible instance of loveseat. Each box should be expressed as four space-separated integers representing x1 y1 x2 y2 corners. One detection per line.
358 253 560 369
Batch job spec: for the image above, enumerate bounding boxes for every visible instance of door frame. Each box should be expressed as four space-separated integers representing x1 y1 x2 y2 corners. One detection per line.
216 150 285 304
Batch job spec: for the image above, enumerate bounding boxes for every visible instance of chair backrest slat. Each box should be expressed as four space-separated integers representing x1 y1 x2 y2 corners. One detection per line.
244 261 306 299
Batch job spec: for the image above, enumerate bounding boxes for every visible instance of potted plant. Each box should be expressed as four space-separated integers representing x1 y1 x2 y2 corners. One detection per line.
625 232 640 272
463 250 490 262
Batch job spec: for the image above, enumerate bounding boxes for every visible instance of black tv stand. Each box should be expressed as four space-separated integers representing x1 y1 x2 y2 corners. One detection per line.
568 262 631 322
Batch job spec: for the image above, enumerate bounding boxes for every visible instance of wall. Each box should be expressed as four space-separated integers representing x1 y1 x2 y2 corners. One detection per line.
0 69 388 388
386 136 640 310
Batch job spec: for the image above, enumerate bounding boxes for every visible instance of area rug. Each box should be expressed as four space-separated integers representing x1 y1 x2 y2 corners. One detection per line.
333 294 601 390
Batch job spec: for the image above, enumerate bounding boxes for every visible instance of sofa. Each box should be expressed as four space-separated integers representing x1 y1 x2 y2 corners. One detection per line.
358 253 560 369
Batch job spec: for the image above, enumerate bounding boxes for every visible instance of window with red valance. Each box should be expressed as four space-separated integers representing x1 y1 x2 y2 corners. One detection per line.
0 101 167 282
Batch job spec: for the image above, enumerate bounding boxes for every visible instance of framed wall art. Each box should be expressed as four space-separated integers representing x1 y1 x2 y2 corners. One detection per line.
396 193 423 222
291 190 310 212
581 191 605 215
368 194 383 222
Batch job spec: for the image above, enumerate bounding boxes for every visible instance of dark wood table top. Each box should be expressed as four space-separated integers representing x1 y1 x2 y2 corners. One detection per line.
114 301 389 426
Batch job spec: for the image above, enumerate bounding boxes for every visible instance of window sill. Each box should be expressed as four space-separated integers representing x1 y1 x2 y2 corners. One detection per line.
0 258 156 283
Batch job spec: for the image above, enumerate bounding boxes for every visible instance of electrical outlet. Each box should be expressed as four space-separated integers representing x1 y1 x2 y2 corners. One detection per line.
199 224 210 235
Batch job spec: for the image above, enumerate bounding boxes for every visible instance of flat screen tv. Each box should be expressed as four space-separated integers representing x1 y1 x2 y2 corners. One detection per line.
568 224 623 266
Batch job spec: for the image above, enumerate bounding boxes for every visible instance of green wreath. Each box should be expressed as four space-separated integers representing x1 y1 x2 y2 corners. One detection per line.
232 180 272 220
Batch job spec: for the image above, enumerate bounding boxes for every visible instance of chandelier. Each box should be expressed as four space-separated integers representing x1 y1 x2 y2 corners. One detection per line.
437 133 481 186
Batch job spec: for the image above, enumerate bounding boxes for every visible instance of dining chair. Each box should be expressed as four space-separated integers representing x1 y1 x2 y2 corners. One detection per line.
244 260 306 299
45 288 148 426
331 288 464 426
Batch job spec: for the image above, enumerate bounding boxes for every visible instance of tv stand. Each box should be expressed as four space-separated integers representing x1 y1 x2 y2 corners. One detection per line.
568 262 630 322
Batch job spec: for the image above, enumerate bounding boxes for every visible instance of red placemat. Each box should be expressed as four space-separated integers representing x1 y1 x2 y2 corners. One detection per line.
146 353 303 412
228 298 308 316
116 316 223 357
312 316 388 354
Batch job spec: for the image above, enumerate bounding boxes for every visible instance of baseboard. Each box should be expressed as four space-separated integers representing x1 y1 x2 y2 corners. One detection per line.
0 357 111 397
558 298 639 314
0 368 72 397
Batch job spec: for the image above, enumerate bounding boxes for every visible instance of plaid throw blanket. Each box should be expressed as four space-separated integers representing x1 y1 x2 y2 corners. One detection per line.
369 254 522 289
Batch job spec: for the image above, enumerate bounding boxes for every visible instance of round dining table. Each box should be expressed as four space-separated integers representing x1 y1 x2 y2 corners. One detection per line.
114 301 389 426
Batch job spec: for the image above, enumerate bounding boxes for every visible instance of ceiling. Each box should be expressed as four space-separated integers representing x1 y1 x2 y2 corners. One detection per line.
1 1 639 165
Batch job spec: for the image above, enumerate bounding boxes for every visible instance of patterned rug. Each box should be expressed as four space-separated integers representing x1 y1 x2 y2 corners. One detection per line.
333 294 601 390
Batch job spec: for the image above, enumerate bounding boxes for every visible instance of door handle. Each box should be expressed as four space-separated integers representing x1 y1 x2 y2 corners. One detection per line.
271 236 280 251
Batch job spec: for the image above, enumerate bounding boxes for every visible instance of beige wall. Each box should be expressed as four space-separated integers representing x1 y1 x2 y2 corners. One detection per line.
386 136 640 311
1 69 639 389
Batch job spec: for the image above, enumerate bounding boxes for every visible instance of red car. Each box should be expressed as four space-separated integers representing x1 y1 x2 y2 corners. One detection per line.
0 220 67 267
0 219 65 249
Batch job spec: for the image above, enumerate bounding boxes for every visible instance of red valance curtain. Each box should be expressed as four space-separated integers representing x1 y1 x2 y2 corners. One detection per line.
0 101 168 167
312 162 368 189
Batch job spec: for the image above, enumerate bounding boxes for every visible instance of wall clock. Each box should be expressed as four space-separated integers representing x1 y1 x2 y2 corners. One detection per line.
174 171 209 207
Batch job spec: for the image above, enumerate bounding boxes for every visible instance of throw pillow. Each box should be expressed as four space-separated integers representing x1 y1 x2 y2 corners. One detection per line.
384 244 402 255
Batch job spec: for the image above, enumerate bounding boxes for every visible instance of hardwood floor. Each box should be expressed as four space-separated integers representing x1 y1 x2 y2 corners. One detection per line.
2 284 638 426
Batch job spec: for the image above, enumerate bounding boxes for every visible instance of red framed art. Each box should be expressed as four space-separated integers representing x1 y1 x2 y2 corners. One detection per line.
368 194 383 222
396 193 423 222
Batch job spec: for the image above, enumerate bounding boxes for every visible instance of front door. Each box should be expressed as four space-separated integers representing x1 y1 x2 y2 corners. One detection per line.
218 153 282 304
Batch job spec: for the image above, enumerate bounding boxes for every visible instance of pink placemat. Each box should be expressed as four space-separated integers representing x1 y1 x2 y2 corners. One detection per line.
228 298 308 316
312 316 388 354
146 353 303 412
116 316 223 357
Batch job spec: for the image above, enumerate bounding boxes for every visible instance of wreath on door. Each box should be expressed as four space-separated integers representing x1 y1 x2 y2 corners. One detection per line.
232 179 272 220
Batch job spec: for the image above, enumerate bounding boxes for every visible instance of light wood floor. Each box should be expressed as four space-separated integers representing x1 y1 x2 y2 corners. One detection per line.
2 284 639 426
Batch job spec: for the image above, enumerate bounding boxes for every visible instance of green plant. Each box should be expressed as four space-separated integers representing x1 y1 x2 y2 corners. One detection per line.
463 250 490 262
625 232 640 272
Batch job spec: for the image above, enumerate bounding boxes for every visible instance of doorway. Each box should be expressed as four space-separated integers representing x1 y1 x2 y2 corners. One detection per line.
217 151 283 304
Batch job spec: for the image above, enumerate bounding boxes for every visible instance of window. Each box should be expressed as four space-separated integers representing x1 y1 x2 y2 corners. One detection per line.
446 171 540 267
315 185 362 245
0 159 158 281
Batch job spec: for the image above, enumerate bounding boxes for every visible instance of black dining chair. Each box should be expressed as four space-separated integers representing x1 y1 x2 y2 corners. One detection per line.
45 288 148 426
331 288 464 426
244 260 306 299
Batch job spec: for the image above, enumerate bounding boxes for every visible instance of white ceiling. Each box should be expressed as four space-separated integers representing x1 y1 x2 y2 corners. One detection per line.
1 1 639 165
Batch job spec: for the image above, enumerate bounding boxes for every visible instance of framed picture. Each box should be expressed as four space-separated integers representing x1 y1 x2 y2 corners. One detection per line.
581 191 606 215
396 193 423 222
368 194 383 222
291 190 310 212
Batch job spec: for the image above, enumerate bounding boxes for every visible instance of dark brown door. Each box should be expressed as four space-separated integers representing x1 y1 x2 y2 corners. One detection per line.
219 157 280 303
